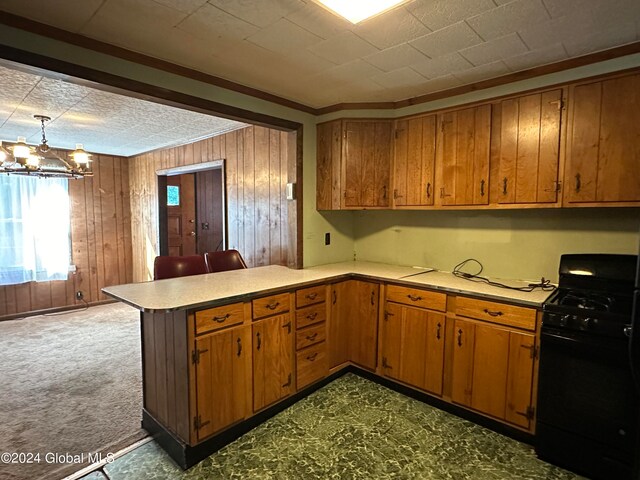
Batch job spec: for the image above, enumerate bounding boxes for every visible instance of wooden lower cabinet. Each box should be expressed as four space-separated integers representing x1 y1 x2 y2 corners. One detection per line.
193 325 252 442
451 318 536 429
252 313 294 412
329 280 379 370
382 302 445 396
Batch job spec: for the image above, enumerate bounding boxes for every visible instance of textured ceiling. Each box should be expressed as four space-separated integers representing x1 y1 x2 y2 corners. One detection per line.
0 65 247 157
0 0 638 108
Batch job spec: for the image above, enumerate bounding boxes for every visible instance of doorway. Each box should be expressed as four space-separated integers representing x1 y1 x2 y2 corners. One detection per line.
158 161 226 256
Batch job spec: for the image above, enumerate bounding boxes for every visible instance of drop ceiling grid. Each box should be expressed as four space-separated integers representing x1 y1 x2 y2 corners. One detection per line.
0 0 639 107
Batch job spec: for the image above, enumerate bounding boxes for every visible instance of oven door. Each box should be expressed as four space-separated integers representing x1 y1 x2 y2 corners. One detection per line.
536 325 638 479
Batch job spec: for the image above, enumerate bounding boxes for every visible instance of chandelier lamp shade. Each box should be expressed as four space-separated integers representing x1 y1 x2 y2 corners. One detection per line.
0 115 92 178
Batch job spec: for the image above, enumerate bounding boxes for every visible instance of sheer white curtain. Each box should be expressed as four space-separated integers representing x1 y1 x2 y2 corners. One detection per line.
0 175 71 285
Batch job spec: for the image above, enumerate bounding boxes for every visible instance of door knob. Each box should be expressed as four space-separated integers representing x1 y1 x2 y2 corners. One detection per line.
189 231 196 236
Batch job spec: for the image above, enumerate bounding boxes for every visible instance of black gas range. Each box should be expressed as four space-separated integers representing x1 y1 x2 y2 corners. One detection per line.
536 254 639 480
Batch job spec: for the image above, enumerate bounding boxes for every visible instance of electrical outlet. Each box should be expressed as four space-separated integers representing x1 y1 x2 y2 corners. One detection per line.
76 291 84 301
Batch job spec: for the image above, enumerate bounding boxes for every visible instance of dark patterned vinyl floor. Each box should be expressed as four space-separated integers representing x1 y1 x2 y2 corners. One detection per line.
81 373 584 479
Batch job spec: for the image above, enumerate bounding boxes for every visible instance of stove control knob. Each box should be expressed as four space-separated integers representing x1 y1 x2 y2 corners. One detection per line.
560 315 570 327
581 317 592 329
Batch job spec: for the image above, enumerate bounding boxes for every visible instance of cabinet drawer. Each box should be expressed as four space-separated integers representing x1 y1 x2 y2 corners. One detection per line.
296 343 328 389
252 293 290 319
195 303 245 335
456 297 536 331
296 285 325 308
386 285 446 312
296 303 326 329
296 322 326 350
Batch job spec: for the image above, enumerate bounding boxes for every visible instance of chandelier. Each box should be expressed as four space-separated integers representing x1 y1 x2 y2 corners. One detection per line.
0 115 92 178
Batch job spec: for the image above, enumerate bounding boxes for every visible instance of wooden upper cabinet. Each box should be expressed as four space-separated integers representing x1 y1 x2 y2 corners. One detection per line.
316 119 392 210
437 104 491 206
564 73 640 204
316 120 342 210
393 115 437 206
494 89 564 204
343 120 392 208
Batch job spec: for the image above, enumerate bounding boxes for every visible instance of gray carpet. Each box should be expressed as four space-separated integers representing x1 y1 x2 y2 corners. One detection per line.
0 302 147 480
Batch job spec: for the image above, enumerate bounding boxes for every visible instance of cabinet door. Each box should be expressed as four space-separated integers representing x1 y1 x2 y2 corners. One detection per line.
505 331 536 429
497 90 563 204
381 302 403 381
316 120 342 210
393 115 436 206
423 312 446 396
349 280 379 370
451 318 476 407
253 314 293 412
565 73 640 203
343 120 392 208
469 322 510 419
194 325 251 442
438 104 491 206
328 281 350 368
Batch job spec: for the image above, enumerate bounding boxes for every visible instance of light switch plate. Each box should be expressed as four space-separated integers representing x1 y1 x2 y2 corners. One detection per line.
286 182 296 200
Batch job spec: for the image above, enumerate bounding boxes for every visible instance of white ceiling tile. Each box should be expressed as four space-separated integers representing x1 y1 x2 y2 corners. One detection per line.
372 67 427 89
285 2 352 39
409 22 483 58
503 43 567 71
364 44 429 72
354 7 431 49
459 33 529 66
420 74 465 92
151 0 208 14
453 60 511 84
324 60 386 84
0 0 103 32
410 52 474 79
246 18 323 55
563 22 637 57
206 0 305 28
175 3 259 42
407 0 496 31
308 31 379 64
467 0 550 40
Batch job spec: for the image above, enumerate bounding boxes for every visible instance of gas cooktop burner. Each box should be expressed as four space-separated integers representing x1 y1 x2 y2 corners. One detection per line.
559 291 616 311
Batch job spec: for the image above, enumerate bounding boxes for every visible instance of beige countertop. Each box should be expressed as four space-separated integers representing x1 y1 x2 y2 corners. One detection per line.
102 261 555 312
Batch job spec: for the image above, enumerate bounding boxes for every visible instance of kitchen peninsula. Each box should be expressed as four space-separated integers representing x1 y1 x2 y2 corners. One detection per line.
103 262 554 469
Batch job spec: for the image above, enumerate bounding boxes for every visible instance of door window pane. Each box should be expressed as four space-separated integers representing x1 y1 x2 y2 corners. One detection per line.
167 185 180 206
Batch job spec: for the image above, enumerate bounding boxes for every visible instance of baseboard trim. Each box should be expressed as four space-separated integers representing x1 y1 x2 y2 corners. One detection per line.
0 299 117 322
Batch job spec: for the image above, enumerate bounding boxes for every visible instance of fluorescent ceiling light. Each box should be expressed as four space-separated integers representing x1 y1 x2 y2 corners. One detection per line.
313 0 409 24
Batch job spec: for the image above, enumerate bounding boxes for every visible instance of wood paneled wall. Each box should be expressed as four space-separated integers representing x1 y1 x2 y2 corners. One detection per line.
0 150 133 320
129 125 293 282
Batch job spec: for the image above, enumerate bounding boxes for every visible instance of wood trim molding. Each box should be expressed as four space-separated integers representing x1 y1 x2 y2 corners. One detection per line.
1 11 639 116
0 44 302 132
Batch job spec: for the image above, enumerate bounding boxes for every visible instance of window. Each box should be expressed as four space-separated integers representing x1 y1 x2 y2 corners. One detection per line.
167 185 180 206
0 175 71 286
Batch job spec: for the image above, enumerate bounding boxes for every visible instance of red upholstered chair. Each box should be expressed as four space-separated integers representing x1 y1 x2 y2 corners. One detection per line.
204 249 248 273
153 255 208 280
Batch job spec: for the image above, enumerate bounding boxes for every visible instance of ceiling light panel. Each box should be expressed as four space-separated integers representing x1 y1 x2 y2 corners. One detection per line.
313 0 409 24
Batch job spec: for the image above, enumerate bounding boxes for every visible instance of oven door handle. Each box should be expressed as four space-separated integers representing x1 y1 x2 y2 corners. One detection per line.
542 328 626 353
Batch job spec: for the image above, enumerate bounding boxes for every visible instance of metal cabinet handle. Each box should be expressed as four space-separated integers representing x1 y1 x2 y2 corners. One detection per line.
212 313 231 323
407 294 423 302
266 301 280 310
237 337 242 357
426 182 431 198
306 353 318 361
306 332 318 341
436 322 441 340
483 309 503 317
457 328 463 347
307 312 318 320
480 179 486 197
371 291 375 305
382 185 387 200
575 173 581 193
332 290 337 305
502 177 508 195
256 332 261 350
282 321 291 334
282 373 292 388
305 293 318 300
